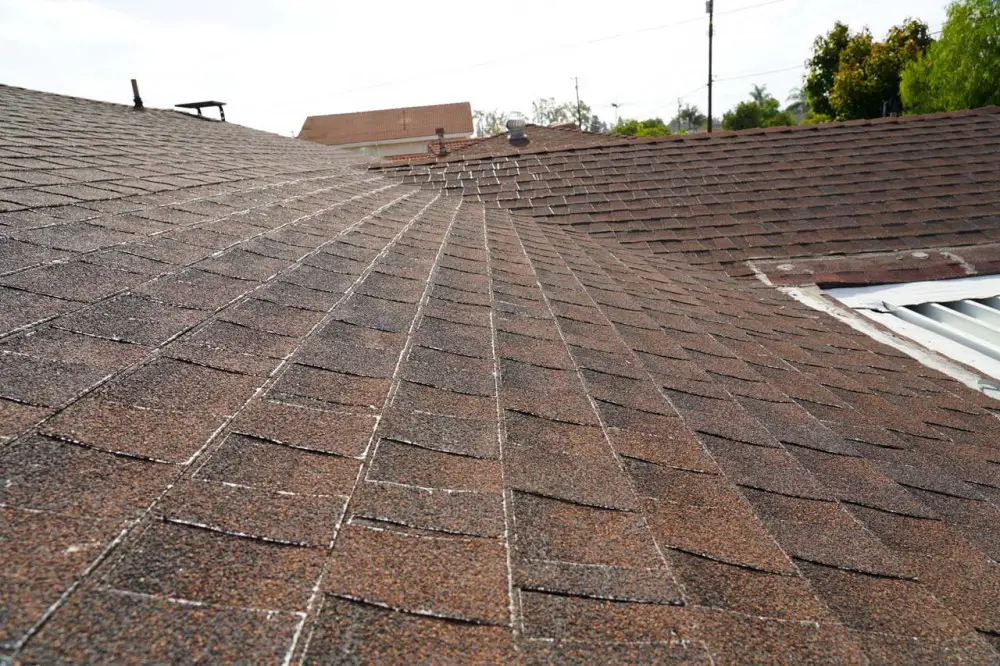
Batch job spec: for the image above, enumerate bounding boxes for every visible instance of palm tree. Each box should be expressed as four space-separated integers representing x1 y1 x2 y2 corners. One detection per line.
679 104 707 130
750 85 769 106
786 87 810 116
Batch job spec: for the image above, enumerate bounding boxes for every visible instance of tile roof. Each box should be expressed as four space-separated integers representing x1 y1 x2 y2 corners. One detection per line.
3 83 1000 663
298 102 473 146
380 107 1000 279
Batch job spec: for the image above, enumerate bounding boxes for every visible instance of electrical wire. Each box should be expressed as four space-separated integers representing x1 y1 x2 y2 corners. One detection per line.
327 0 786 97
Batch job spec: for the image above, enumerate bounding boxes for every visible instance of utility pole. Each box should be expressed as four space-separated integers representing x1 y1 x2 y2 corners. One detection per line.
677 98 683 133
707 0 714 133
574 77 582 129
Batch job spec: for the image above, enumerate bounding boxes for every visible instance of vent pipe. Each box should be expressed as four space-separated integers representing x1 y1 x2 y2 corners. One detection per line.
131 79 144 110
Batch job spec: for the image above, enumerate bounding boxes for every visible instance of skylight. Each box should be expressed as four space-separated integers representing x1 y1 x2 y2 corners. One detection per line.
826 275 1000 383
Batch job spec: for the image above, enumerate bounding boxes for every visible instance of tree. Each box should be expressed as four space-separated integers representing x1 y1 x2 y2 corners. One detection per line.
473 109 512 137
901 0 1000 113
610 118 671 137
804 21 852 117
722 87 797 130
669 104 708 132
829 19 932 119
786 87 810 121
531 98 573 126
750 85 769 106
588 115 609 133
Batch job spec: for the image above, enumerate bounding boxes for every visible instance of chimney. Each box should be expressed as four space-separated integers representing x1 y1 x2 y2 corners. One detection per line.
435 127 448 156
507 117 527 141
131 79 144 111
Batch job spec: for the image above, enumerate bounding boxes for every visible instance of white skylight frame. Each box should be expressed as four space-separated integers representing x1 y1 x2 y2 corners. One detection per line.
826 274 1000 385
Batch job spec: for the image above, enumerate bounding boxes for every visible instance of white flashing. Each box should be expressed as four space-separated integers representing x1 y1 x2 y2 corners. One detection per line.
780 285 1000 399
827 274 1000 309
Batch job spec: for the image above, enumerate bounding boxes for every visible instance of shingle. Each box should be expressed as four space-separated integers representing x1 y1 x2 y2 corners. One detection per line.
324 524 509 624
519 590 687 642
157 478 347 546
1 506 120 645
276 363 389 409
231 398 376 457
135 268 255 310
103 521 325 609
0 260 142 302
512 492 661 569
0 435 176 521
367 439 502 492
20 589 299 664
302 596 515 665
196 433 360 497
377 407 498 459
0 285 75 335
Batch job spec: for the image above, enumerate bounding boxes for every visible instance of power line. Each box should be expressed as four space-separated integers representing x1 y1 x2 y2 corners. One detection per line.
325 0 787 98
716 64 803 82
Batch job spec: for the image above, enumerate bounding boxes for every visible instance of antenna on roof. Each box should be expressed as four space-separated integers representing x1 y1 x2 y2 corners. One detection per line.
131 79 144 111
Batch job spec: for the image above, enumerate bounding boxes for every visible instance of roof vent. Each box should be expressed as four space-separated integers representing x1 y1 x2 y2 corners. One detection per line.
175 101 227 122
507 116 527 141
130 79 144 111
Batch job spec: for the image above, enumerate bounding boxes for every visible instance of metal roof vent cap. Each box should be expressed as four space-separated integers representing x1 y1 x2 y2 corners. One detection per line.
507 116 527 141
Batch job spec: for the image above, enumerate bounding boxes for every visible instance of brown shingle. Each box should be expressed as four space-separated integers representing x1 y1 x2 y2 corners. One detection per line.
5 83 1000 662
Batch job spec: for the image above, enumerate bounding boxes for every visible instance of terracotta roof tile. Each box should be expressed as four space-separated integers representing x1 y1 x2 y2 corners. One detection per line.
5 83 1000 662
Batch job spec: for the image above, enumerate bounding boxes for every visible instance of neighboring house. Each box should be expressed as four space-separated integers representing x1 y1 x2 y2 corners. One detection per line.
4 82 1000 664
297 101 473 158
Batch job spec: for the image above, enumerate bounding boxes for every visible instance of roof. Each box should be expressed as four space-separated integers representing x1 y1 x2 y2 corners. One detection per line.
380 107 1000 279
3 83 1000 663
378 137 485 165
379 124 630 166
298 102 473 146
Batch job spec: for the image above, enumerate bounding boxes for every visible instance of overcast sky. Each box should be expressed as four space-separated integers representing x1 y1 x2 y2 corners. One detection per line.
0 0 948 136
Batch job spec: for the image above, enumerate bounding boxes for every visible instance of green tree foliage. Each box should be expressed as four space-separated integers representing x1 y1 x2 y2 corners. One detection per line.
588 114 609 133
804 21 851 117
669 104 708 132
901 0 1000 113
830 19 932 119
531 98 573 126
610 118 672 137
786 87 810 121
722 86 796 130
473 109 516 137
805 19 932 121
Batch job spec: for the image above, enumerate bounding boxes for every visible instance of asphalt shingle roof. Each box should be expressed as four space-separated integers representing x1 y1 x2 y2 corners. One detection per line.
381 108 1000 280
3 84 1000 664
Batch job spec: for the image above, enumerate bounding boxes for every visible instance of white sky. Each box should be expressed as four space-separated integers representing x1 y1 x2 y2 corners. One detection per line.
0 0 948 136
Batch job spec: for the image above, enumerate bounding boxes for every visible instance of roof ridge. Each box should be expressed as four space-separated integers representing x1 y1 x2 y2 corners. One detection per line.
406 106 1000 164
